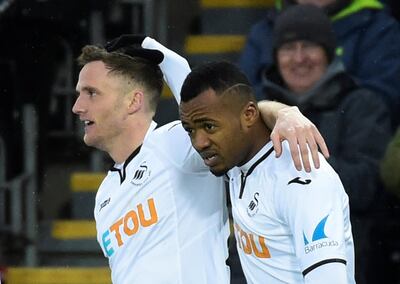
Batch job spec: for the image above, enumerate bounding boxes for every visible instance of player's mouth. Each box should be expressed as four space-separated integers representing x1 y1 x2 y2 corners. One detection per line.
202 153 219 167
83 120 95 130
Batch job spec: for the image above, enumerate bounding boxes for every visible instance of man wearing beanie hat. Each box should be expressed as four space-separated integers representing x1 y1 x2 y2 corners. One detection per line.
272 4 336 64
239 0 400 130
263 4 392 283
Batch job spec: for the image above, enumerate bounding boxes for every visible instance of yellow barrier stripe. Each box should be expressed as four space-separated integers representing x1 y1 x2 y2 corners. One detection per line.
70 173 106 192
52 220 96 240
6 267 110 284
201 0 274 8
184 35 246 54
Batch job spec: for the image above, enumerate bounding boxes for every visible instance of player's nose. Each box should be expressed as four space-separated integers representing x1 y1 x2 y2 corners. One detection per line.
192 131 211 151
72 95 85 114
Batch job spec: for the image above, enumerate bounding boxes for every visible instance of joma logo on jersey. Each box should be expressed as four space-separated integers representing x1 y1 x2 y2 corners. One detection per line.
131 162 151 185
99 197 111 212
288 177 311 185
234 223 271 258
101 198 158 257
303 214 338 254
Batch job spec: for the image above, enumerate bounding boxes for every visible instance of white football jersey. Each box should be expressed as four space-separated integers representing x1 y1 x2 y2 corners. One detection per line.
94 121 230 284
228 141 355 284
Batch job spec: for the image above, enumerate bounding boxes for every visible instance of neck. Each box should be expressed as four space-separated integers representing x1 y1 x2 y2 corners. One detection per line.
243 122 271 165
108 117 152 164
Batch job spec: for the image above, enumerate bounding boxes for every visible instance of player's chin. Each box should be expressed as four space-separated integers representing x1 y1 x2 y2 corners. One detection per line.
83 136 99 149
209 166 228 177
83 135 93 145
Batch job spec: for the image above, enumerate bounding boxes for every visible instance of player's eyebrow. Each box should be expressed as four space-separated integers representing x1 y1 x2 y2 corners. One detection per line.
181 118 216 129
76 86 99 95
191 118 217 124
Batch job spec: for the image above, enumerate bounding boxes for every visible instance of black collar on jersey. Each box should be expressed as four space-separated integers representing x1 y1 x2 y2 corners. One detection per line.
110 145 142 184
239 146 274 199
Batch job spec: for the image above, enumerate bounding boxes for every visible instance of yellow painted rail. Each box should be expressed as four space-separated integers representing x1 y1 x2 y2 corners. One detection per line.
5 267 110 284
52 220 96 240
70 172 106 192
185 35 246 54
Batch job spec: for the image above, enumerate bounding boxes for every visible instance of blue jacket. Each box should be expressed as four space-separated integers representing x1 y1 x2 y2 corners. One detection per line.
239 0 400 128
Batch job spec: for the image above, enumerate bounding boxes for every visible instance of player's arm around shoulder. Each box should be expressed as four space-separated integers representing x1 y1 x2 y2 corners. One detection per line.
142 36 190 103
273 144 353 283
149 121 208 174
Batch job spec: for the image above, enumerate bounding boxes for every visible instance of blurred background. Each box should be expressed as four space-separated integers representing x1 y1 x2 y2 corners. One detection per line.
0 0 399 283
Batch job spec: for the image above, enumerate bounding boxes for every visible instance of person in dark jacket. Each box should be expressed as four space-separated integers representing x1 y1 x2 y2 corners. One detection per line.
239 0 400 129
381 127 400 197
262 5 392 283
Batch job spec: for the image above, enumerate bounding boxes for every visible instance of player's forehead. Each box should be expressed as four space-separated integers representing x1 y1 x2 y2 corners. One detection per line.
76 61 103 87
180 89 225 123
79 60 108 78
76 61 126 91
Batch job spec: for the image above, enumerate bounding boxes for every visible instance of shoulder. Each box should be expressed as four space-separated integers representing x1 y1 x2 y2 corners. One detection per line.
333 10 400 45
250 17 272 33
342 86 380 102
153 120 185 135
364 8 400 27
146 121 207 173
248 9 276 36
252 143 349 229
341 88 390 115
147 120 188 147
337 8 399 33
144 121 188 158
271 141 343 193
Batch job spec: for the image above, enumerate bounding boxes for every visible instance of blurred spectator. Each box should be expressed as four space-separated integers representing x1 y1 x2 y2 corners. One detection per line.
239 0 400 129
372 126 400 284
262 4 392 283
381 127 400 198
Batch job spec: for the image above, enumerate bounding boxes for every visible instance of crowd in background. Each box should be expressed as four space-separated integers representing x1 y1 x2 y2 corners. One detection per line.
0 0 399 283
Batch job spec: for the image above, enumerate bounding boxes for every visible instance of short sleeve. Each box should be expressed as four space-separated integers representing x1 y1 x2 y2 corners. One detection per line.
275 159 350 274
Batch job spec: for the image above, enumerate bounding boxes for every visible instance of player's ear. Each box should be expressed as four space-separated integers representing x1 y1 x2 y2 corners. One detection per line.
127 90 144 114
241 101 259 128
